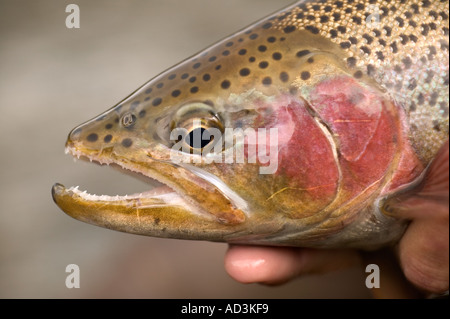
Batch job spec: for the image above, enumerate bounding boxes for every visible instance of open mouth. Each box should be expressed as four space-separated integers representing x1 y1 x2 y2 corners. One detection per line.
53 145 196 211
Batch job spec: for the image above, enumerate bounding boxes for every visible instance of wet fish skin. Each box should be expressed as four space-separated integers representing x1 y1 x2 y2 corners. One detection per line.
53 0 449 249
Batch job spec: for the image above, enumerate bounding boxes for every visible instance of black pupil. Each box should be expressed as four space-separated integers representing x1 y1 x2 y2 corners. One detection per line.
186 128 213 149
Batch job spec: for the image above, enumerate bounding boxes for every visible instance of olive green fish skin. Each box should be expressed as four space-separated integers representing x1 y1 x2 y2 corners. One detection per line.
53 0 449 249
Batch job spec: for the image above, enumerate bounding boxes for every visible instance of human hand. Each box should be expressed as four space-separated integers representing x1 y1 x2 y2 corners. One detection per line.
224 141 449 298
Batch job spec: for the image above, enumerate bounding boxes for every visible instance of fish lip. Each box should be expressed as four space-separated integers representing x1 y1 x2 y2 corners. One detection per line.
59 144 201 210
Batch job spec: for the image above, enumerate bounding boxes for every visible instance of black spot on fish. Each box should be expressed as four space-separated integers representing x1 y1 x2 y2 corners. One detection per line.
104 135 112 143
272 52 282 61
301 71 311 80
362 34 373 44
105 124 113 130
259 61 269 69
408 79 417 90
122 138 133 148
262 22 272 29
367 64 376 76
208 56 217 62
172 90 181 98
193 62 201 69
267 37 276 43
189 76 196 83
168 74 176 80
296 50 310 58
425 71 435 83
249 33 258 40
376 51 385 61
283 26 296 34
347 57 357 68
307 57 314 63
360 46 371 55
333 13 341 21
409 20 417 28
395 17 405 27
221 80 231 89
258 45 267 52
239 68 251 77
409 34 418 43
337 26 346 34
422 24 430 36
87 133 98 142
226 41 233 47
145 88 153 94
320 16 329 23
262 77 272 85
410 4 419 14
181 73 189 79
139 110 146 118
400 34 409 45
353 71 363 79
417 93 425 105
433 120 441 132
156 83 164 89
249 57 256 63
238 49 247 55
421 0 431 8
190 87 199 94
352 16 362 25
280 72 289 82
203 74 211 82
340 42 351 49
330 29 338 38
152 98 162 107
384 26 392 37
349 37 358 45
410 102 417 112
430 92 439 107
222 50 230 56
305 26 320 34
296 12 305 19
440 11 449 20
390 42 398 53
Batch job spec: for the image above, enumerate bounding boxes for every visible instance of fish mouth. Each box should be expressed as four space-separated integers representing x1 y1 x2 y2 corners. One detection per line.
52 144 249 241
53 144 210 217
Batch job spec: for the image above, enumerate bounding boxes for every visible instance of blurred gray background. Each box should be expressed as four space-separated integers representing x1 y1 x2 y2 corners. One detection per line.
0 0 371 298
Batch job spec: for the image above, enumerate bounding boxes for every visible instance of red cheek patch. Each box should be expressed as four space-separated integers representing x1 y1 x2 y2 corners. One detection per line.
310 76 397 199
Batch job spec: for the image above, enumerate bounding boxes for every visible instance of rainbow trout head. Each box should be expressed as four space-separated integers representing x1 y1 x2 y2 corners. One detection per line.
53 0 449 249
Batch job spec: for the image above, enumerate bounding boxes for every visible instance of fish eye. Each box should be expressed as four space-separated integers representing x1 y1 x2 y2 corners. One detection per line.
185 127 215 150
171 102 224 153
121 112 137 128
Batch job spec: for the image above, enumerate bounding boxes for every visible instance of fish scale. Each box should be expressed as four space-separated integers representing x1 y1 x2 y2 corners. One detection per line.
129 0 449 163
53 0 449 249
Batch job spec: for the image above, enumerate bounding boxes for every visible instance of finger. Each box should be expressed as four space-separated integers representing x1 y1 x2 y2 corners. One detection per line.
224 245 361 285
398 217 449 294
361 248 424 299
